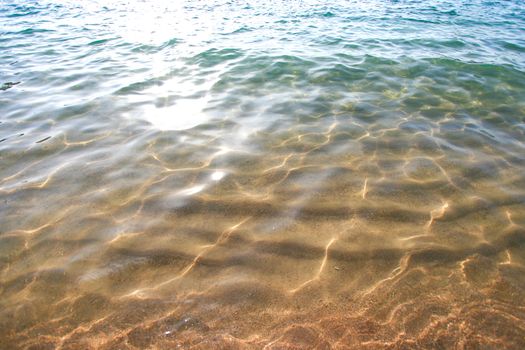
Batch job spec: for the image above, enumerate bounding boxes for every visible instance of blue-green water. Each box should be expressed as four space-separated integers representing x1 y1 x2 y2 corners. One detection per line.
1 1 525 349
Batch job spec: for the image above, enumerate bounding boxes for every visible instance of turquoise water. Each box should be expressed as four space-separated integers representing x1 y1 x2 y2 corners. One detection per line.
1 0 525 349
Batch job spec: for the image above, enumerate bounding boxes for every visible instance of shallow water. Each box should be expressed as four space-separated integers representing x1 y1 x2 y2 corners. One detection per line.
1 0 525 348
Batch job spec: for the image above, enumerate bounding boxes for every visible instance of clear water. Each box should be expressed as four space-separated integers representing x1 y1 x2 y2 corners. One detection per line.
1 0 525 348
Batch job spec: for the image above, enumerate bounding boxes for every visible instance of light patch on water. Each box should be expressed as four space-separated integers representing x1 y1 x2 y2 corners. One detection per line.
211 171 226 181
177 184 206 196
142 98 210 131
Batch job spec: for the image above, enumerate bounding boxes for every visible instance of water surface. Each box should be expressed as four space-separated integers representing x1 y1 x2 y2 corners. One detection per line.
1 0 525 348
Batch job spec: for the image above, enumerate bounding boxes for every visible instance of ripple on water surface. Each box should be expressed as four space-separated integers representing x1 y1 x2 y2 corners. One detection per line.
1 0 525 349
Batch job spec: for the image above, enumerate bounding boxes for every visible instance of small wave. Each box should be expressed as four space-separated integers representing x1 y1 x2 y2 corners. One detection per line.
190 48 244 68
87 38 114 46
16 28 54 35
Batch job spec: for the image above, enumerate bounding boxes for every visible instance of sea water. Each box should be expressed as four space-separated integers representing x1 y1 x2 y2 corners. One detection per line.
1 0 525 348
